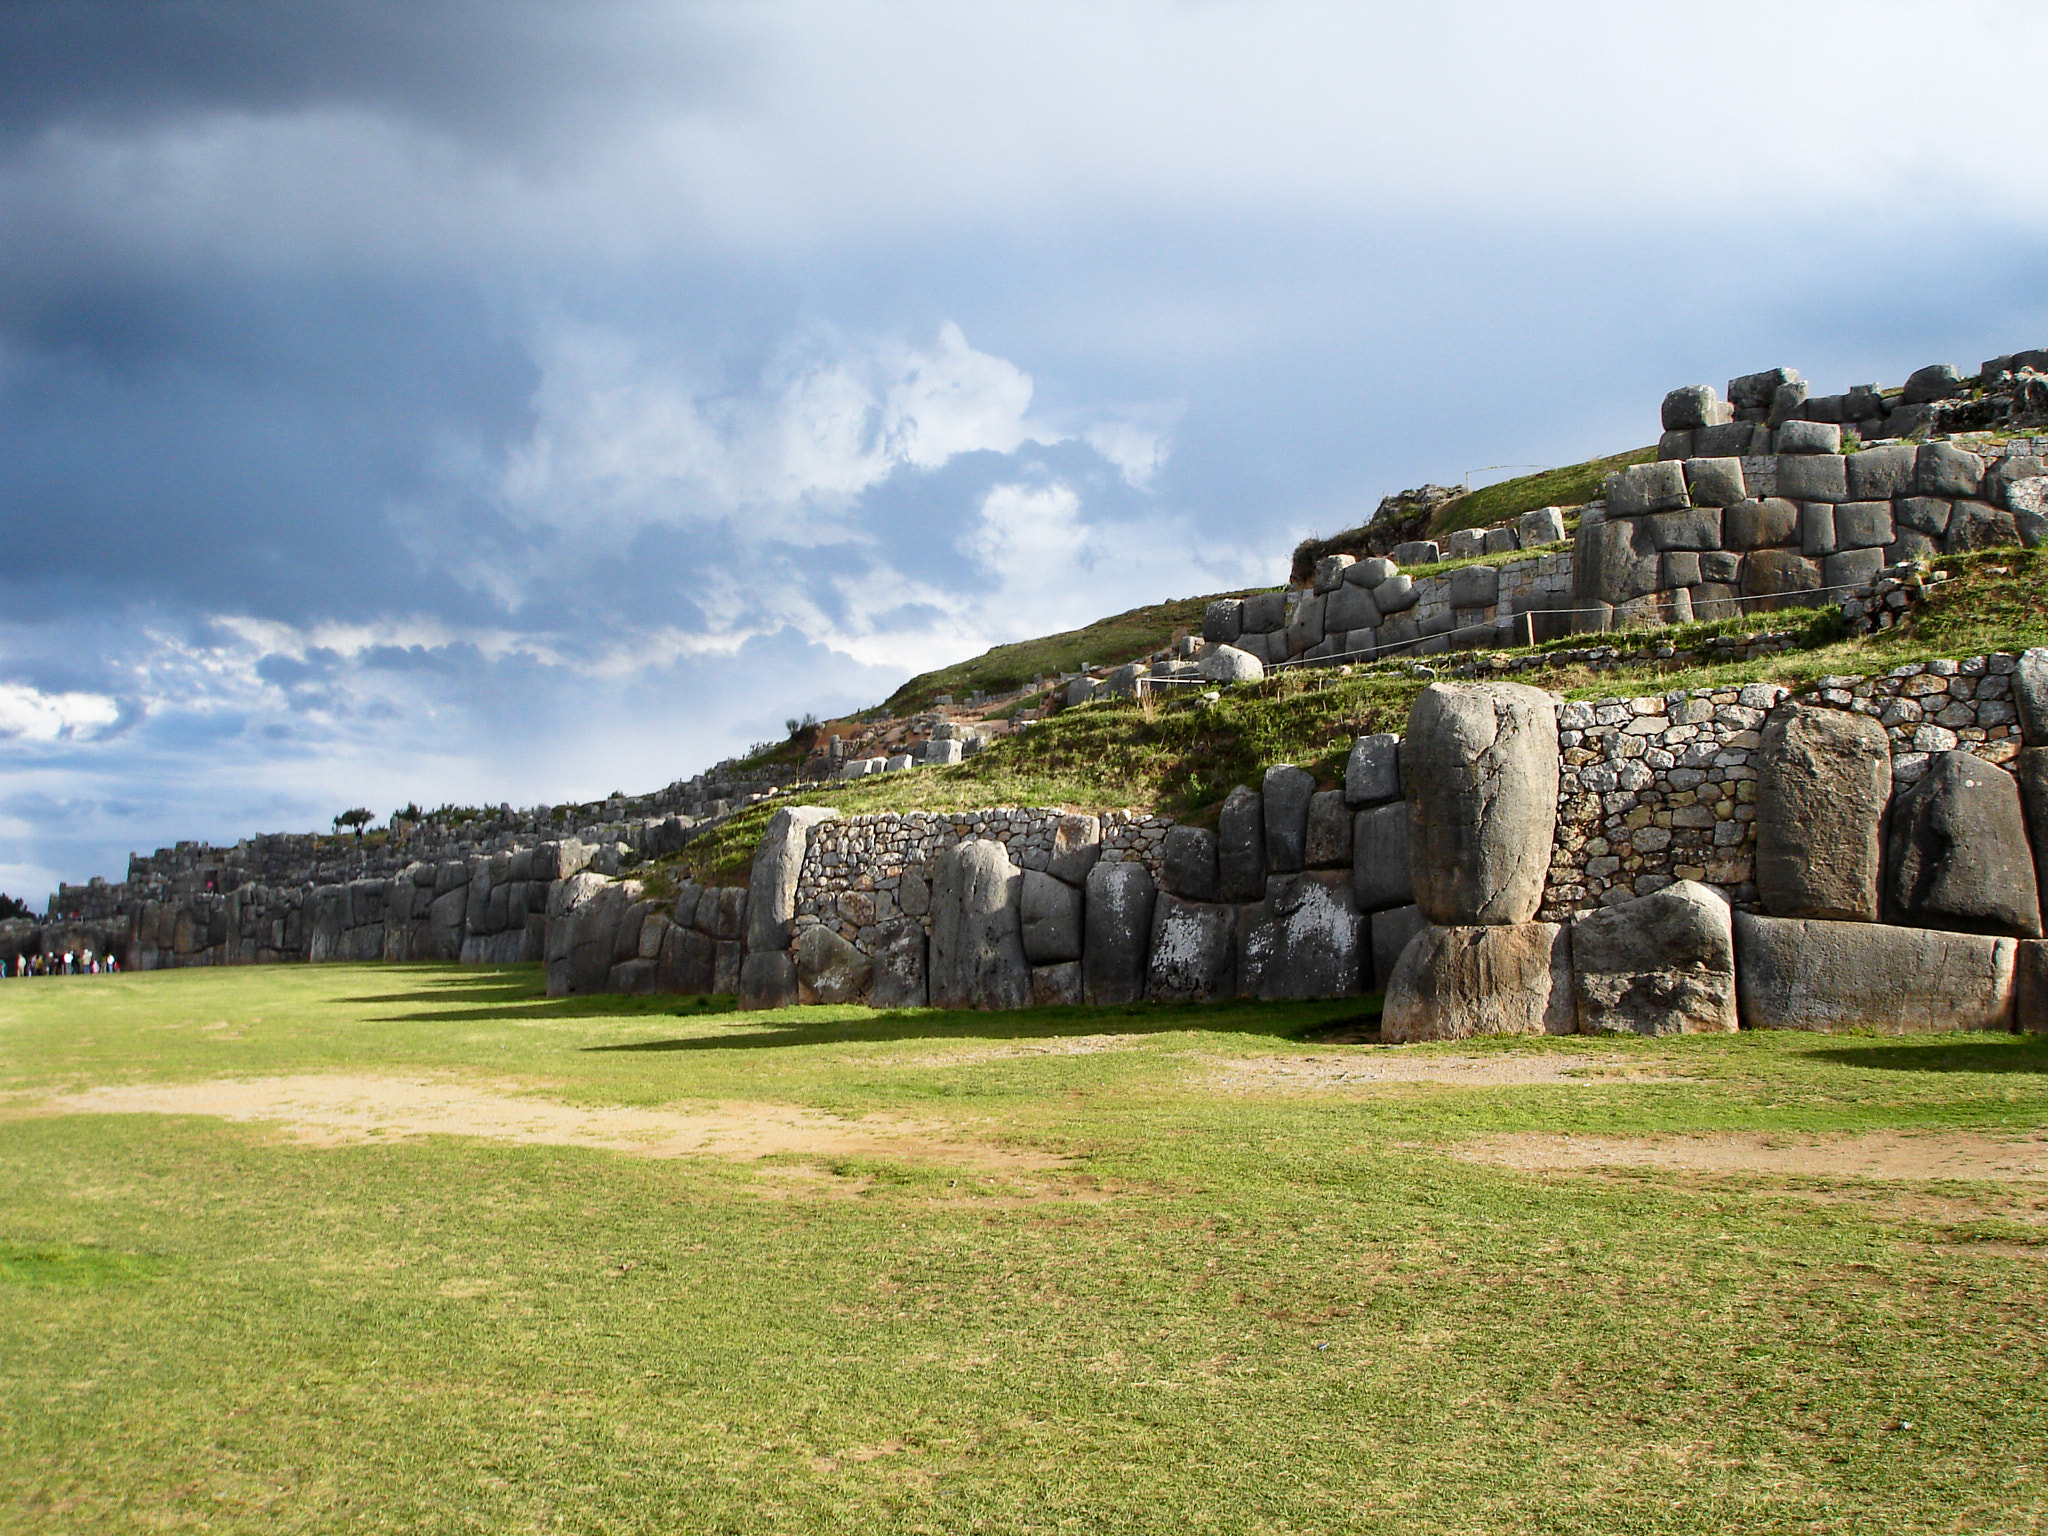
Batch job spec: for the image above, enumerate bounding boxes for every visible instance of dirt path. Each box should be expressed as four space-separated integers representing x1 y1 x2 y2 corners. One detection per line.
1446 1130 2048 1183
1200 1052 1662 1091
14 1074 1064 1168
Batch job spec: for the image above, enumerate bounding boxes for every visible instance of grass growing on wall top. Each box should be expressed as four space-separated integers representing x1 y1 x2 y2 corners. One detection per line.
681 672 1430 883
880 591 1276 716
1425 446 1658 538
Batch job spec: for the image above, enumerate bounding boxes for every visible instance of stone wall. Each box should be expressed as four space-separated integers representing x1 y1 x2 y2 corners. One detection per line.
604 647 2048 1040
1385 657 2048 1040
794 807 1175 953
1204 545 1577 667
32 748 797 970
1573 436 2045 636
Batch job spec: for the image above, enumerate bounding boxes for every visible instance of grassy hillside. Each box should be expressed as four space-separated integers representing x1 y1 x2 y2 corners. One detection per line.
882 591 1276 715
1291 446 1658 581
694 547 2048 885
6 966 2047 1531
1426 446 1658 537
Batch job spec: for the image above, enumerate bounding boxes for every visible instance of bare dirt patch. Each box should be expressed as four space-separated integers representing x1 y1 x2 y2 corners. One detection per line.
1446 1130 2048 1183
900 1034 1151 1067
1200 1051 1661 1091
16 1074 1063 1169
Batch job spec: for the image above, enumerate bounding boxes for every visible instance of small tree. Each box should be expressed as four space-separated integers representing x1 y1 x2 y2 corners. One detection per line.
333 808 375 842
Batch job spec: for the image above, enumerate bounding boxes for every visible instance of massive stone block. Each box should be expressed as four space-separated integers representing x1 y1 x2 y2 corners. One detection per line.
698 886 747 941
1352 802 1412 913
1161 825 1221 903
1199 645 1263 684
1203 598 1244 645
1776 453 1847 502
1020 867 1084 963
870 920 929 1010
1648 507 1722 551
1262 765 1316 874
606 958 658 995
1345 733 1402 806
745 806 838 955
422 883 468 962
1945 499 2019 553
738 951 798 1011
1369 904 1426 993
1030 962 1082 1007
1846 443 1918 500
1380 922 1574 1042
1733 913 2017 1032
1885 751 2043 938
1147 896 1237 1002
1044 813 1103 886
1661 386 1726 432
1240 591 1287 633
1609 461 1691 515
658 923 716 994
704 939 737 995
1284 592 1326 655
1083 860 1157 1006
1404 682 1560 927
546 874 637 997
1448 564 1498 608
1916 441 1984 498
1374 572 1418 613
1729 366 1801 409
930 839 1030 1011
1313 553 1355 592
1682 457 1745 508
2017 940 2048 1034
1722 497 1798 550
1570 880 1737 1035
1755 703 1889 921
1774 419 1840 455
1518 506 1568 545
2016 649 2048 749
1574 516 1657 607
1239 872 1366 1001
1324 582 1380 635
1832 500 1894 550
1304 791 1351 869
1740 549 1823 609
1218 786 1267 902
795 923 874 1006
2014 748 2048 900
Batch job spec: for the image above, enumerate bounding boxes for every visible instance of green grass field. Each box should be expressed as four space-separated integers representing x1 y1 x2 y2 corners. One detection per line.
6 965 2048 1533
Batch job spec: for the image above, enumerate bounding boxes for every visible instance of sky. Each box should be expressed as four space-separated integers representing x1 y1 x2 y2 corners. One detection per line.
4 0 2048 903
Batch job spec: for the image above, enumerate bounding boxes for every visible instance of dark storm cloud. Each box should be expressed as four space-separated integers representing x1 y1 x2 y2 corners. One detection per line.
0 0 741 146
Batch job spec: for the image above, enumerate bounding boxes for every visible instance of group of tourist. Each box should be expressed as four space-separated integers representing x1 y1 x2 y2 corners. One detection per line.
5 949 119 976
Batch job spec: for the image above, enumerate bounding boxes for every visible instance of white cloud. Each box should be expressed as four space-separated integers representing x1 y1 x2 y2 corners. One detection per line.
496 319 1043 538
0 683 120 742
950 477 1269 650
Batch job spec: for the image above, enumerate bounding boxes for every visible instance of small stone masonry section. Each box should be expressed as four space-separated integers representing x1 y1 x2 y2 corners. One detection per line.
794 808 1172 952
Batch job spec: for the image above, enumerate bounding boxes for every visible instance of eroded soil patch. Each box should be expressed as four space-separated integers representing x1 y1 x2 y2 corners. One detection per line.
1201 1051 1660 1091
13 1075 1064 1169
1447 1130 2048 1183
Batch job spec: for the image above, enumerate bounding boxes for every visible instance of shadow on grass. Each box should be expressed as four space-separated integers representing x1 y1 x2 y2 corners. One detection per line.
339 965 742 1023
586 996 1384 1053
331 963 1386 1044
1807 1034 2048 1075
